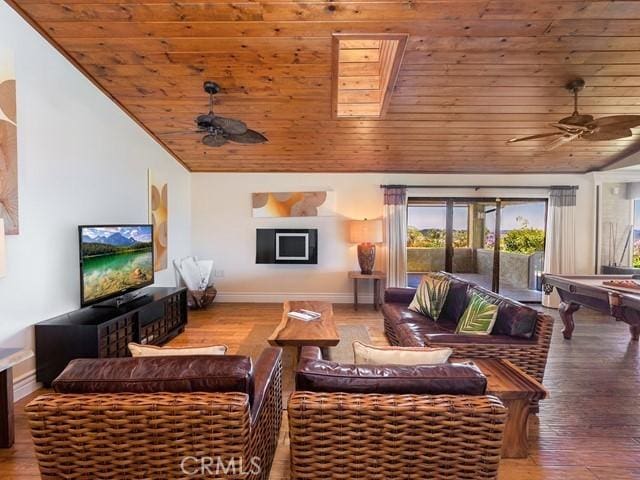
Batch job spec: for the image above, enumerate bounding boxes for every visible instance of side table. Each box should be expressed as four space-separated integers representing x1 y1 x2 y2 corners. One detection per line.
348 271 386 311
451 357 548 459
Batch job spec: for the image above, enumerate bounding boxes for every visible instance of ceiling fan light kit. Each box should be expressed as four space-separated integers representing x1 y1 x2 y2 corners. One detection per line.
508 78 640 150
162 81 268 147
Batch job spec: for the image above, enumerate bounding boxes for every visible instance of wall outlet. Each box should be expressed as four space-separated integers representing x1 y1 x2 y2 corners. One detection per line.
214 269 225 278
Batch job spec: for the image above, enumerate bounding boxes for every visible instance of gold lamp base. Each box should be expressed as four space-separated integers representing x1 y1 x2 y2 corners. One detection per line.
357 243 376 275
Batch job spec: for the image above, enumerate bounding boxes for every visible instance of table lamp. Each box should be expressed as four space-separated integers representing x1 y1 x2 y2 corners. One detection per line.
0 219 6 278
350 219 383 275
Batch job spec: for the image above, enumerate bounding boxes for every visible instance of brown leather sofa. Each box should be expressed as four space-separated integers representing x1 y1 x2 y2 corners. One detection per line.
383 272 554 386
26 348 282 480
288 346 507 480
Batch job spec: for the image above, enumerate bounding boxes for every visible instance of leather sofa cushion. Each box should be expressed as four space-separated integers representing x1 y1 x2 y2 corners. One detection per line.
468 286 538 339
396 326 427 347
399 318 458 336
53 355 254 399
382 302 436 326
296 356 487 395
425 333 536 345
395 319 535 347
440 277 470 322
382 303 460 328
383 278 469 325
384 287 417 305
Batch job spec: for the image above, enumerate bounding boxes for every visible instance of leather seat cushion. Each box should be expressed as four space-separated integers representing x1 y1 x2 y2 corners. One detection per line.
425 333 537 345
395 319 535 347
53 355 254 399
296 358 487 395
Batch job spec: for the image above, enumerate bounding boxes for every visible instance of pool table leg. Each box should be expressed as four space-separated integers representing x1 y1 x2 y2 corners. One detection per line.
558 302 580 339
630 325 640 341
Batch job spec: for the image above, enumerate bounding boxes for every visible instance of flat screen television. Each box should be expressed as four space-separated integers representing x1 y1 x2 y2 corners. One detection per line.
79 225 154 307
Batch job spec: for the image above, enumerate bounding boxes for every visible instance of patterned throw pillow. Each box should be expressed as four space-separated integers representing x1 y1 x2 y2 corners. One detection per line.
408 273 451 321
455 293 499 335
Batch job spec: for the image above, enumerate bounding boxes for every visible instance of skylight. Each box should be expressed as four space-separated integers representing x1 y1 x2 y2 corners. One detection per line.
332 34 408 118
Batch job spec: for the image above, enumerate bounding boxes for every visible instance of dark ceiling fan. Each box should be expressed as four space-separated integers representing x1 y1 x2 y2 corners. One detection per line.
507 78 640 150
161 81 267 147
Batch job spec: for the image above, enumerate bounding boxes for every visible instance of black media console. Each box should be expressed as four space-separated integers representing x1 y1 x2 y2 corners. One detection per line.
35 287 188 386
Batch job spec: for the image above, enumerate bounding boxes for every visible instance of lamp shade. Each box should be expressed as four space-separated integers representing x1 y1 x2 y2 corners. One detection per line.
0 219 6 278
350 219 383 244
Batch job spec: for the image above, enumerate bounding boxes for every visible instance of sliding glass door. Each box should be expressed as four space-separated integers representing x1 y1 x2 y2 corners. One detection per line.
407 201 447 273
407 197 547 303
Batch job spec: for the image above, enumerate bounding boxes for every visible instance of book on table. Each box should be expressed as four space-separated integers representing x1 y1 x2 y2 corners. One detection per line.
287 309 322 321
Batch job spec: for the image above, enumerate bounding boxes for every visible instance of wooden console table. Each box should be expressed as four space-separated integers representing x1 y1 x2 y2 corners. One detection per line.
1 348 33 448
348 271 386 311
35 287 188 386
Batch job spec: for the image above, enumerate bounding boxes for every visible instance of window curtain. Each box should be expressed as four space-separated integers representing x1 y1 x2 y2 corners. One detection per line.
383 187 408 287
543 187 577 308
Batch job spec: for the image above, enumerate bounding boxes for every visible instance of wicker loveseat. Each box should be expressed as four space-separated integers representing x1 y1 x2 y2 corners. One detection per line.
383 272 554 387
288 346 507 480
26 348 282 480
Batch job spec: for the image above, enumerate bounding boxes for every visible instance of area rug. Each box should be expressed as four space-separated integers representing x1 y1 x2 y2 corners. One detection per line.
236 324 371 406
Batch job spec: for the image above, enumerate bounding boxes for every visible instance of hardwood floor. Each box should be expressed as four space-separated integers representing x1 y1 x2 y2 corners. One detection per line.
3 303 640 479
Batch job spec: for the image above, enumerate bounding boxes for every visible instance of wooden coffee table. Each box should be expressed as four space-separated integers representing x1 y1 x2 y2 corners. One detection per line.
452 357 548 459
268 301 340 366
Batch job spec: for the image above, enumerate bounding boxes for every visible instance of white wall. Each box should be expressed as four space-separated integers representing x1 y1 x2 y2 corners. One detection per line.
0 3 191 392
192 173 596 302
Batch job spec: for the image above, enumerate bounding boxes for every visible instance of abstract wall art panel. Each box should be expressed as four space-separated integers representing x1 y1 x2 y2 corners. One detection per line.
0 47 18 235
148 170 168 271
252 191 336 218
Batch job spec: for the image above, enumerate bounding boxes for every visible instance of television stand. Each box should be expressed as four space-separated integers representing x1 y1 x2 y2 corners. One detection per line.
35 287 187 386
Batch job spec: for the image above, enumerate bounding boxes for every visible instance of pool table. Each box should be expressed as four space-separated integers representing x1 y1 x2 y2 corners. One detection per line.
542 274 640 341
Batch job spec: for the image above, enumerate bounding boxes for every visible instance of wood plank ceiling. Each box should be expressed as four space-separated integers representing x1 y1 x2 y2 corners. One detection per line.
7 0 640 173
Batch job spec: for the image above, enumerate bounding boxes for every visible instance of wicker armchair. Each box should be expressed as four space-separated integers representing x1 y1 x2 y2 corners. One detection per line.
288 347 507 480
26 348 283 480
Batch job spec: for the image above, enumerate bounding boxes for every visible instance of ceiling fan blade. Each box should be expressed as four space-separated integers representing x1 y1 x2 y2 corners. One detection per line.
212 116 247 135
159 130 203 136
227 129 268 144
196 113 216 128
545 133 582 151
583 128 634 141
507 132 563 144
591 115 640 130
202 133 228 147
